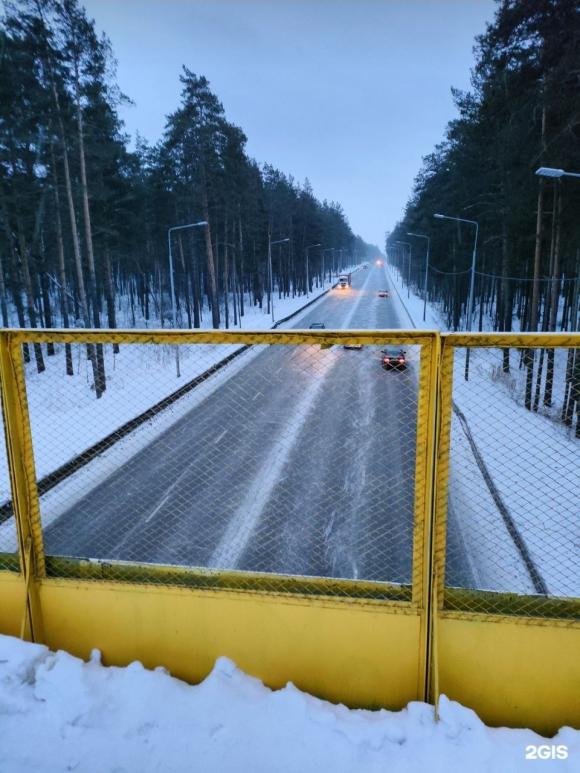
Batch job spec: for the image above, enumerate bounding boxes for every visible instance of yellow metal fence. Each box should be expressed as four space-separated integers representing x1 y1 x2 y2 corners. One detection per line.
0 328 578 734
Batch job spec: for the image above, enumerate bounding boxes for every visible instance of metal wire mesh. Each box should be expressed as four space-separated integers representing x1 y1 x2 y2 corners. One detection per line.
0 410 18 571
20 335 423 597
443 344 580 616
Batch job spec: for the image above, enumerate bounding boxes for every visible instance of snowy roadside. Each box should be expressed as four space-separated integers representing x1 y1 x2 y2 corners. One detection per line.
0 270 360 551
386 263 579 598
0 634 578 773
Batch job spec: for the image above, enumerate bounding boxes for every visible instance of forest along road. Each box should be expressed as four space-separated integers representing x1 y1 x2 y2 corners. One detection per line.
43 265 473 586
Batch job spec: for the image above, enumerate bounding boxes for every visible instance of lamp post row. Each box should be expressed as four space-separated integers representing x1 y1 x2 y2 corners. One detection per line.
391 166 580 379
168 223 353 366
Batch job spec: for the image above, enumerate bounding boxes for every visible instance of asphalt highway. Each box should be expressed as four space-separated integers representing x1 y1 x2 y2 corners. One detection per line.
44 264 473 587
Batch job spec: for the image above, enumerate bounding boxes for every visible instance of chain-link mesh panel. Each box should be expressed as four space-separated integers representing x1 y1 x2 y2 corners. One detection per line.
443 344 580 616
0 408 18 571
22 336 424 598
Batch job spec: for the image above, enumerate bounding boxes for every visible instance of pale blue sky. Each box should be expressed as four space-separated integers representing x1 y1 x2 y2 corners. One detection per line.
82 0 496 246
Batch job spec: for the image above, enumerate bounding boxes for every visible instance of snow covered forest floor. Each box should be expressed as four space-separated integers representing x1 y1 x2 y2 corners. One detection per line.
0 273 347 504
0 272 360 555
1 634 578 773
387 264 579 598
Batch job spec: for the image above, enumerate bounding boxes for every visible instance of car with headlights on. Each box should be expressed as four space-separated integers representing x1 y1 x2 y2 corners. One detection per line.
381 348 406 370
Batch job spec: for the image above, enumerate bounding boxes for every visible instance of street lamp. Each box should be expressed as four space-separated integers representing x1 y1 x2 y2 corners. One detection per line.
433 213 479 379
535 167 580 179
535 166 580 405
268 235 290 323
407 232 430 321
395 240 412 298
168 220 208 377
304 243 321 297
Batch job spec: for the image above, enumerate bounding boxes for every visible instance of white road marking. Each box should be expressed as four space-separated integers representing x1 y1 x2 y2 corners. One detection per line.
214 429 228 445
144 461 197 524
209 267 376 570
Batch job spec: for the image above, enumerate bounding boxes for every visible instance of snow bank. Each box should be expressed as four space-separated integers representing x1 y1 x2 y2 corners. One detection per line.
386 263 580 597
0 635 577 772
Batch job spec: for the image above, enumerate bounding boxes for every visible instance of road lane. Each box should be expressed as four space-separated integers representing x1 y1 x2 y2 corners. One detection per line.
43 264 473 587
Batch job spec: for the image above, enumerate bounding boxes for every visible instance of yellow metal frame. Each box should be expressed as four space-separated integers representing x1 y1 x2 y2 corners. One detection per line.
0 328 437 712
432 332 580 734
0 328 578 733
0 335 45 641
411 334 440 700
2 327 435 610
443 331 579 348
433 332 580 619
2 327 434 347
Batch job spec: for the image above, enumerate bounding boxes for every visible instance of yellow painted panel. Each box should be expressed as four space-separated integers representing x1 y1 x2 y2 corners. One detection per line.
8 328 434 347
438 614 580 735
444 332 579 348
0 572 24 638
38 579 423 710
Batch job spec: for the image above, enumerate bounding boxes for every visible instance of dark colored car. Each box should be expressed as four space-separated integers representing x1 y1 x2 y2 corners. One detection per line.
309 322 326 329
377 289 390 298
381 348 406 370
343 343 363 350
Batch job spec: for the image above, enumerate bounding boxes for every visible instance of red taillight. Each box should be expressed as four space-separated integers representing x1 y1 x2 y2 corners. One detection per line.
398 357 404 362
383 357 390 363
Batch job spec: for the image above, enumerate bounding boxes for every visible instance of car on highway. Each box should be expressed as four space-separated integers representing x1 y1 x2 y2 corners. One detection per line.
343 343 363 350
377 289 390 298
309 322 326 329
381 348 406 370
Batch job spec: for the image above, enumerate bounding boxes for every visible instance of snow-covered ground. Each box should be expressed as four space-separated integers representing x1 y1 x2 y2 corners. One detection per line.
0 273 354 501
1 635 578 773
387 263 580 598
0 271 361 555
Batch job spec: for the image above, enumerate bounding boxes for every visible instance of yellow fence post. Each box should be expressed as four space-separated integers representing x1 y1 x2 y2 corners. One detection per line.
411 332 440 702
0 332 45 642
429 335 455 711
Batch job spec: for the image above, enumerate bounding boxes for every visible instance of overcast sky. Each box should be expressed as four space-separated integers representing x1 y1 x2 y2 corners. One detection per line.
82 0 496 248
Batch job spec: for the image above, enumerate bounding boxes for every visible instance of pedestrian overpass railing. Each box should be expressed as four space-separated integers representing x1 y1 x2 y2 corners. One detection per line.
0 328 578 734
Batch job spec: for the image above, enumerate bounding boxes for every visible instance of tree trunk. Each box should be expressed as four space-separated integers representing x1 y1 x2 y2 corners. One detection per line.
223 214 230 329
201 174 220 328
0 190 29 360
238 216 245 318
544 181 562 408
177 234 192 328
51 154 74 375
39 263 55 355
0 254 9 328
50 73 101 396
103 246 119 354
74 65 106 396
16 221 45 373
191 237 201 329
525 177 545 410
